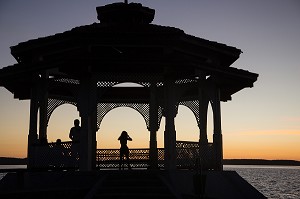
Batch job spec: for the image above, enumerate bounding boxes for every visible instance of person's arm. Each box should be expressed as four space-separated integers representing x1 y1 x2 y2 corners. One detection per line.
69 128 73 140
127 135 132 141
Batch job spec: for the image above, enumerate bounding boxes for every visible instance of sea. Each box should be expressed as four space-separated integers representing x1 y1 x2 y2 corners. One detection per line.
224 165 300 199
1 165 300 198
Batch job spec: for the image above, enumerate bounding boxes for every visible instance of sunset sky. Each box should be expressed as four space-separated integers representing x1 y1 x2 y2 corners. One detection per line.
0 0 299 161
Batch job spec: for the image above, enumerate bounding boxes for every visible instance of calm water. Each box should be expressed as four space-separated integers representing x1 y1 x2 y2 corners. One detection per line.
224 165 300 199
0 165 27 180
1 165 300 198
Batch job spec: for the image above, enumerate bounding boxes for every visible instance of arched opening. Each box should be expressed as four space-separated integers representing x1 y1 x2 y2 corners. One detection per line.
47 104 80 143
97 81 151 150
97 107 149 149
175 105 199 142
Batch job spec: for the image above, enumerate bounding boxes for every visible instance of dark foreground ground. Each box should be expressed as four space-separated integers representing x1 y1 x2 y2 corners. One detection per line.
1 157 300 166
0 169 267 199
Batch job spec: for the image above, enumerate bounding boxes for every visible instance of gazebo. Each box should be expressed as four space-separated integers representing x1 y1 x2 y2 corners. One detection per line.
0 2 258 172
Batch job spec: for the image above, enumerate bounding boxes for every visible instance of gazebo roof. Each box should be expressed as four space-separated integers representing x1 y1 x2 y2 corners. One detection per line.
0 2 258 102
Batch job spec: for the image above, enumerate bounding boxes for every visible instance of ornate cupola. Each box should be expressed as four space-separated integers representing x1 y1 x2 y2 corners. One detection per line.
96 2 155 24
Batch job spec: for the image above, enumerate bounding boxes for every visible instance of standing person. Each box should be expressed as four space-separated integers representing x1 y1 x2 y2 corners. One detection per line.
69 119 81 166
69 119 81 142
118 131 132 170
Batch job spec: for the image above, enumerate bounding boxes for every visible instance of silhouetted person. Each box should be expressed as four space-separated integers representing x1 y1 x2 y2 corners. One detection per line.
69 119 81 166
69 119 81 142
53 139 65 168
118 131 132 170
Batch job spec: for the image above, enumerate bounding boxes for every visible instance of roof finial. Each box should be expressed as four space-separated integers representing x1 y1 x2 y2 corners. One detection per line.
124 0 128 4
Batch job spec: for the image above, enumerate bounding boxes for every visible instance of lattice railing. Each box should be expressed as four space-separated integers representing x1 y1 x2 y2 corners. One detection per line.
199 142 215 170
32 141 214 170
96 148 149 169
33 141 79 169
96 148 165 169
176 141 200 169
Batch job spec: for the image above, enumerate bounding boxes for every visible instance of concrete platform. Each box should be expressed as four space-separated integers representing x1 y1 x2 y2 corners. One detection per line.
0 169 266 199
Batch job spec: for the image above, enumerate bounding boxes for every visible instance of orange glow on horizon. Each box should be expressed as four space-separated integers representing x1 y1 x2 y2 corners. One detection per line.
223 129 300 161
1 129 300 161
1 104 300 162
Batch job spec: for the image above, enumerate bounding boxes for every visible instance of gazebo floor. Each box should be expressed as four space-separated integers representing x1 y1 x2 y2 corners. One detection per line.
0 169 266 199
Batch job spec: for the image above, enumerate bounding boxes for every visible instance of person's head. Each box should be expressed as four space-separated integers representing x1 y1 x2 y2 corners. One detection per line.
121 131 128 137
74 119 80 127
56 139 61 144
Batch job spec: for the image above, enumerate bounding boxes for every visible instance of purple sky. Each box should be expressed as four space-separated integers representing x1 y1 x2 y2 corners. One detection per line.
0 0 300 160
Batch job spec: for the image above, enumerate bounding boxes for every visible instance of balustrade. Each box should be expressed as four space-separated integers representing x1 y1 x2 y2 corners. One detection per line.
33 141 79 169
32 140 215 170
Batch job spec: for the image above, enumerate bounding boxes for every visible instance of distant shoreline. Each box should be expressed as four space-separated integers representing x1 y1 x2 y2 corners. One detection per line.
0 157 27 165
223 159 300 166
1 157 300 166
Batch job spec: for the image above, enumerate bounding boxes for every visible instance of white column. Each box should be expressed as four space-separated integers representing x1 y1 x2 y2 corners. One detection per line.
38 72 49 141
78 76 97 171
27 85 39 169
198 77 209 145
212 87 223 171
163 77 177 171
149 83 158 169
198 78 210 169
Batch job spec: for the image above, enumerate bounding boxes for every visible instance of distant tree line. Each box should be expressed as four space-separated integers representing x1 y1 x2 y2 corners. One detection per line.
0 157 27 165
